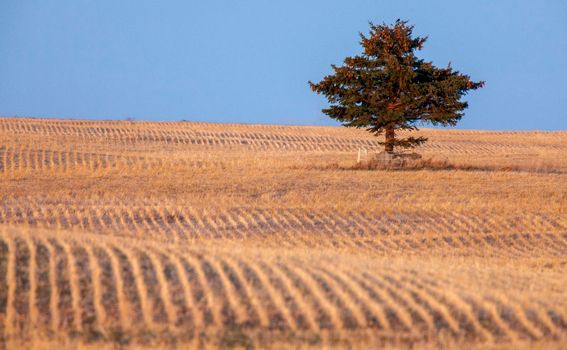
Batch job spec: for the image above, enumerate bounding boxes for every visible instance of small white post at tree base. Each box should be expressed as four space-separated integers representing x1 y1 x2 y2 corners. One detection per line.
357 148 368 163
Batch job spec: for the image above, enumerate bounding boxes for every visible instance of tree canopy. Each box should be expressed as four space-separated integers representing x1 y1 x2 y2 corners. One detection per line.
310 20 484 153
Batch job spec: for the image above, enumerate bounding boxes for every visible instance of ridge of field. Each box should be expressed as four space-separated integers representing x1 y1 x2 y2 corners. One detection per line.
0 117 566 349
2 117 566 155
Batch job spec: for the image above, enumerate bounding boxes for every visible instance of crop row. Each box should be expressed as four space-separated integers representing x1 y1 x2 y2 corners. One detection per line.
1 229 566 346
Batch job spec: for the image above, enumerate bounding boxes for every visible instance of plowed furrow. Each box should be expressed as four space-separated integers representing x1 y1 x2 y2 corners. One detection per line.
70 245 100 334
461 294 515 342
1 202 565 253
399 274 483 341
547 309 567 330
524 308 553 337
177 255 214 327
275 263 334 330
317 266 388 330
0 239 8 344
176 210 199 239
296 263 360 329
12 238 30 334
256 261 313 330
33 240 52 330
345 272 411 332
59 241 84 333
383 275 457 336
197 256 238 327
545 234 567 252
92 247 121 327
417 273 503 340
47 239 75 331
155 253 193 328
162 208 186 242
363 272 430 332
383 274 457 334
275 211 312 248
110 247 145 327
99 209 119 233
173 210 194 241
218 259 261 328
135 251 169 325
231 257 290 330
119 209 137 234
223 211 247 241
533 304 564 335
491 300 538 340
26 238 38 329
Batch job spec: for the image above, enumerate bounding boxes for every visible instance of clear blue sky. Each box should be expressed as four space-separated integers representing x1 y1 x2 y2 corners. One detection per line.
1 1 566 130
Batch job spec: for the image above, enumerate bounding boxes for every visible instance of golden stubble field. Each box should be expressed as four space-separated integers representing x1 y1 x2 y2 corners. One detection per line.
0 117 566 349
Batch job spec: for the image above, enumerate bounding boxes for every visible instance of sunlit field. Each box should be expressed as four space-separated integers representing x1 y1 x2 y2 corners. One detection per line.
1 117 566 349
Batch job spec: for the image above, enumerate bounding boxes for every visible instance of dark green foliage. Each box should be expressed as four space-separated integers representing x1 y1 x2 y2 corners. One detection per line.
310 20 484 152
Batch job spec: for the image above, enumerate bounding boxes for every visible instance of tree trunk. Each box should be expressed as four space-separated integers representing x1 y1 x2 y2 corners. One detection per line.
385 128 395 153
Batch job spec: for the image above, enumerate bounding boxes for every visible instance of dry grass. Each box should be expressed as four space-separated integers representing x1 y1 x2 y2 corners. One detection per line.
0 117 566 349
349 156 565 173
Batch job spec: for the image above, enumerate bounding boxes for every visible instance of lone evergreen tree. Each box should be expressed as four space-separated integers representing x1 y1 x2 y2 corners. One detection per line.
310 20 484 154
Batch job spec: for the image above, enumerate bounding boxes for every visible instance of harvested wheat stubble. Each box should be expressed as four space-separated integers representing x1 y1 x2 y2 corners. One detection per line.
1 118 566 159
0 227 565 349
1 117 566 349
